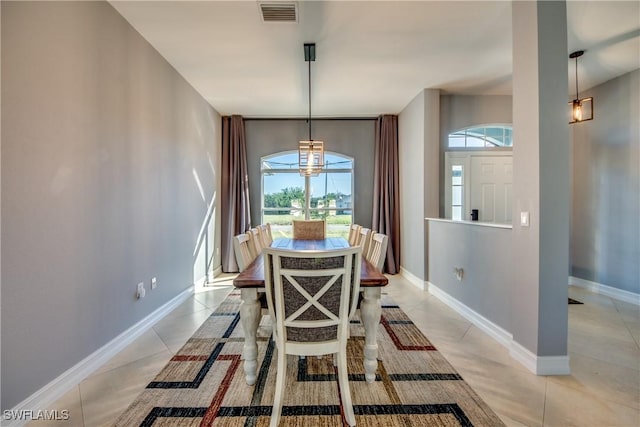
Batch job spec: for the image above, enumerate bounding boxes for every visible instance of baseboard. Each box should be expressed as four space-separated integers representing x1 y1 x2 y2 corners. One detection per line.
212 265 223 278
570 276 640 306
427 281 570 376
426 281 513 349
400 267 426 291
509 341 570 375
4 286 194 427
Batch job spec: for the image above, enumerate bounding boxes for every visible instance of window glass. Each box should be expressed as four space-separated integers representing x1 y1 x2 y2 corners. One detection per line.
261 152 353 238
452 206 462 221
466 136 486 147
448 125 513 148
451 165 464 221
448 134 466 147
503 128 513 147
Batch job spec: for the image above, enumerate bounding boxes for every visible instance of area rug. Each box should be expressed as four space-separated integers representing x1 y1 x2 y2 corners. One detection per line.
115 292 505 426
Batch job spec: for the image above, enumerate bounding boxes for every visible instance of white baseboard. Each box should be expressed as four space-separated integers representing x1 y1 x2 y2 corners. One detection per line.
510 341 570 375
4 286 194 427
212 265 223 278
426 281 513 349
427 280 570 376
400 267 426 291
570 276 640 306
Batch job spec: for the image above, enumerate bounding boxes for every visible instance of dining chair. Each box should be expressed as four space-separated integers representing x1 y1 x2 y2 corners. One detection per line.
292 219 325 240
347 224 361 246
366 232 389 272
356 227 372 258
233 233 254 272
248 228 262 259
259 223 273 247
263 246 362 427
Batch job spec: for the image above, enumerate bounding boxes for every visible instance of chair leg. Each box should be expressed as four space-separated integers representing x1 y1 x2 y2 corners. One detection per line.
337 349 356 426
270 350 287 427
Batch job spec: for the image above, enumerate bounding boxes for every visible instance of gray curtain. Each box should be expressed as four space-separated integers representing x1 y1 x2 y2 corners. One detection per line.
221 115 251 272
372 115 400 274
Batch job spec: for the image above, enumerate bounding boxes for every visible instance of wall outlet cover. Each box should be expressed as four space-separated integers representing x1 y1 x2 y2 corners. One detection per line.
137 282 146 299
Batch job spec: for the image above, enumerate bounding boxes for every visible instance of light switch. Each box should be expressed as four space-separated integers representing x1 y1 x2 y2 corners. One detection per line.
520 211 530 227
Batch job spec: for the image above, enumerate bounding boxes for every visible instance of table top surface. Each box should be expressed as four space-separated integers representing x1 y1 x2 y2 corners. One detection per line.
233 237 388 288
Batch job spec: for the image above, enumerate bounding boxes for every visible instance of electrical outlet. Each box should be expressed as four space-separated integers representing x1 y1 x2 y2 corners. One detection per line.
216 247 220 256
151 277 157 289
454 267 464 281
137 282 145 299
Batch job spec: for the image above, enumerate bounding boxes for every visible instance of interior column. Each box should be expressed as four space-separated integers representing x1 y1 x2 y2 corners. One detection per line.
510 0 571 374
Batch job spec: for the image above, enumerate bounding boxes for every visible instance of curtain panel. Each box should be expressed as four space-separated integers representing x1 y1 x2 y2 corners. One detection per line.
372 115 401 274
221 115 251 272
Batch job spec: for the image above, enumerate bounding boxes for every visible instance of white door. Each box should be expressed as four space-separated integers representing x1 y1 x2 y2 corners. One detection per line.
470 156 512 223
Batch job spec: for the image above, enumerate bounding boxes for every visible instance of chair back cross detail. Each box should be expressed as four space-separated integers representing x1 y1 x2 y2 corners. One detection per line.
264 246 361 426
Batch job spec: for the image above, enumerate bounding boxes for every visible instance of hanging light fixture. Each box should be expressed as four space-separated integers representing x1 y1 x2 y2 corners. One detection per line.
299 43 324 176
568 50 594 124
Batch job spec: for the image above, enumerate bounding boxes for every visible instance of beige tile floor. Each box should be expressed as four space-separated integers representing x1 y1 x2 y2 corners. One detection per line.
27 274 639 427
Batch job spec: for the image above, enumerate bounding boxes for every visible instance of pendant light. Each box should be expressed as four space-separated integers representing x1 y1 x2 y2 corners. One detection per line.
569 50 594 124
299 43 324 176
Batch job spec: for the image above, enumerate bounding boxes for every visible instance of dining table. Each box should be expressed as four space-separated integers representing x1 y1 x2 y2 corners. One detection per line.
233 236 389 385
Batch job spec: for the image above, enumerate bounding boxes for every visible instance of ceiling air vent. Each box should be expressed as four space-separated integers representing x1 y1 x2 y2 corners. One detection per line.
259 2 298 23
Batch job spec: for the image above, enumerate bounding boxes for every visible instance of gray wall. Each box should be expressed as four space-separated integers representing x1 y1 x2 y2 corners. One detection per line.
244 119 375 229
571 69 640 293
399 92 426 280
399 92 511 281
427 221 513 331
439 95 512 216
1 1 221 409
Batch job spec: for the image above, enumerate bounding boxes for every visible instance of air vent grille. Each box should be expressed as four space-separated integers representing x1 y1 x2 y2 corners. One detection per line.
259 2 297 23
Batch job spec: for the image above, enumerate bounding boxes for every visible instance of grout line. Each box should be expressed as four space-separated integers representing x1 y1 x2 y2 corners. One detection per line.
611 300 640 351
459 323 473 341
541 379 548 427
78 384 86 427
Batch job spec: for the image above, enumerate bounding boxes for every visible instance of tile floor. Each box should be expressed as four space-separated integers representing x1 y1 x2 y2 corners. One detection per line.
27 274 639 427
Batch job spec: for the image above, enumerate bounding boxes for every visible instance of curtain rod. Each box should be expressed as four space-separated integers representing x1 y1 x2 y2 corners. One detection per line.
243 117 377 121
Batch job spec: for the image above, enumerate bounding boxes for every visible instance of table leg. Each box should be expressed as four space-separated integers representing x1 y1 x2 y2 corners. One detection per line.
360 287 381 383
240 288 261 385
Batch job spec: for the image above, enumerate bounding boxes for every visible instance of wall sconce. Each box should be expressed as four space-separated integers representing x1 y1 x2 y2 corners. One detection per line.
299 43 324 176
569 50 593 124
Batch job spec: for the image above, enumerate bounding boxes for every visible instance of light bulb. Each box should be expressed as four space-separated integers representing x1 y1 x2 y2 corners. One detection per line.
306 152 313 172
572 100 582 122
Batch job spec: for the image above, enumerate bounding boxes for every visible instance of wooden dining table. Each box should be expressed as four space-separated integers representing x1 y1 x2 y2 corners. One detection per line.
233 237 388 385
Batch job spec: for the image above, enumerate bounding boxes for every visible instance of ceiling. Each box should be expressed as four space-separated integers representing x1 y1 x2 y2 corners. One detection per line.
110 1 640 117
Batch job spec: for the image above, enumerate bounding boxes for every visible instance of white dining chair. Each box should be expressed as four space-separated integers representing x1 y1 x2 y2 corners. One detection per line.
248 228 262 258
347 224 361 246
233 233 254 272
367 232 389 273
259 223 273 247
263 246 362 427
356 227 372 258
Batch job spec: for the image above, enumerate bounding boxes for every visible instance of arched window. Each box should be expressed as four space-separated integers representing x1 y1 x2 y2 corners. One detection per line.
261 151 354 238
448 125 513 148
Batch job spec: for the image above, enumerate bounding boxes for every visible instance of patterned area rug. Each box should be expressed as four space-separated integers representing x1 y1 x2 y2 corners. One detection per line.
116 292 505 426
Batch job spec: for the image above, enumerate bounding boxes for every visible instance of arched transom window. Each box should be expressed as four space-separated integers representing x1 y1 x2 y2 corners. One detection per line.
448 125 513 148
